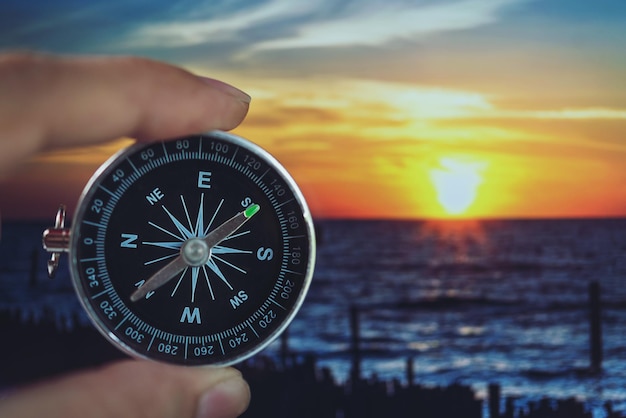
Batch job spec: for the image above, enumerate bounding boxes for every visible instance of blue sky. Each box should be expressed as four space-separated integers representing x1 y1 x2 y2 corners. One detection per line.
2 0 625 107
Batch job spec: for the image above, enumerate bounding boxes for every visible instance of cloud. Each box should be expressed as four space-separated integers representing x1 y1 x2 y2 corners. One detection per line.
125 0 317 48
122 0 529 51
253 0 529 50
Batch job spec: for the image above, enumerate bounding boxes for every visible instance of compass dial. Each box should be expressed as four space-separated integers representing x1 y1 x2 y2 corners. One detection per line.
68 131 315 366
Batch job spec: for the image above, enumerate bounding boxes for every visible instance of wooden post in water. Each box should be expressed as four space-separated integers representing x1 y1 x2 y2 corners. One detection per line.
406 356 414 387
350 305 361 384
488 383 501 418
280 327 289 368
589 281 602 373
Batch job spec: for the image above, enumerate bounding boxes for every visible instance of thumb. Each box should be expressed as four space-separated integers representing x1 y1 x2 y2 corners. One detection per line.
0 360 250 418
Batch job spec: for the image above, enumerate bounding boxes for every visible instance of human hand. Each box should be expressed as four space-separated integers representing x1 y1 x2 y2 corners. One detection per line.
0 52 251 418
0 52 251 172
0 361 250 418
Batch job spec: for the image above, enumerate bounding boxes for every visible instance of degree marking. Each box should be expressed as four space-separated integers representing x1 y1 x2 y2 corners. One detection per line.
229 146 239 164
80 257 103 262
83 220 105 229
148 334 156 352
285 235 306 240
250 324 259 338
258 168 270 181
276 198 295 209
126 157 140 175
270 298 287 310
114 316 128 330
91 289 111 300
99 185 116 197
218 335 225 355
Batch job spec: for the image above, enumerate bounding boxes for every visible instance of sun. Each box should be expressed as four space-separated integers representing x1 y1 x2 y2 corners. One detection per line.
429 157 486 216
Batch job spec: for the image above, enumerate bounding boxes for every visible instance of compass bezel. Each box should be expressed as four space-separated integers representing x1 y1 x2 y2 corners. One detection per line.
67 130 315 366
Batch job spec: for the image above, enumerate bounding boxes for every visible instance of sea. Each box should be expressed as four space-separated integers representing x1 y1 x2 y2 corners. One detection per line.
2 218 626 416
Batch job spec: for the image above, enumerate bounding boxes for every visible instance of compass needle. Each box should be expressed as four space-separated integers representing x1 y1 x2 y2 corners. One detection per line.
135 204 257 302
202 204 260 249
49 132 314 366
131 256 187 301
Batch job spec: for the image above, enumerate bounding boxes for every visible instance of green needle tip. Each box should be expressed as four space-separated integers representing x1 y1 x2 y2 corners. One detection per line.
244 204 260 218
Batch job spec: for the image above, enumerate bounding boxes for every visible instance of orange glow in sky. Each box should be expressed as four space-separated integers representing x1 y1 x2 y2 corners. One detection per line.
1 1 626 220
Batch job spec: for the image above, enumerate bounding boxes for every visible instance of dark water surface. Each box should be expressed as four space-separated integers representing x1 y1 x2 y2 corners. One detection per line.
2 219 626 414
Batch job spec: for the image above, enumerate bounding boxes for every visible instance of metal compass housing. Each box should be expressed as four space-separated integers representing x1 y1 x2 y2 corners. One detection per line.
43 131 315 366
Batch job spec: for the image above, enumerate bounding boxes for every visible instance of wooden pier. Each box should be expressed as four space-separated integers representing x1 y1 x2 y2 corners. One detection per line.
0 280 621 418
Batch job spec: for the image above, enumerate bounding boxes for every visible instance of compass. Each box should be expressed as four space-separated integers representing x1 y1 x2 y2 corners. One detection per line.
42 131 315 366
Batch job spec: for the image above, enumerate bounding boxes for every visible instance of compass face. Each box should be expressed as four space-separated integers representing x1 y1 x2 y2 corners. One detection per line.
69 132 315 365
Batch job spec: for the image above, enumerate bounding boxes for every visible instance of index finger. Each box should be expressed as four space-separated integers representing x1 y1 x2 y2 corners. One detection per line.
0 53 251 170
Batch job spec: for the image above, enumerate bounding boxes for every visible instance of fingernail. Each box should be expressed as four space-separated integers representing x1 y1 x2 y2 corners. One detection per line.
198 77 251 104
195 376 250 418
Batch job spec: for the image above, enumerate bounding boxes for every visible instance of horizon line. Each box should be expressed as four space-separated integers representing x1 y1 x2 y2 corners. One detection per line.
3 214 626 224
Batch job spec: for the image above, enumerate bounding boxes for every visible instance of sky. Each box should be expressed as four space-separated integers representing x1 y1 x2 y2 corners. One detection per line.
1 0 626 220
